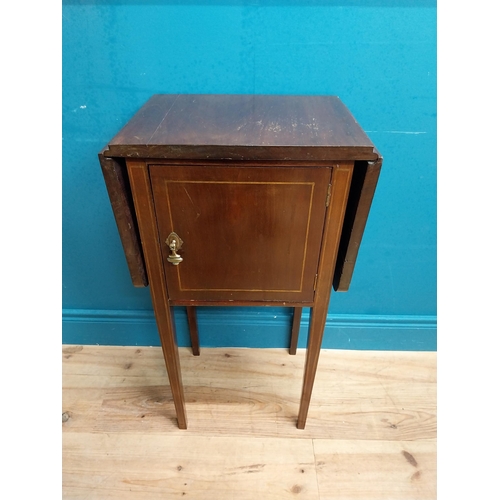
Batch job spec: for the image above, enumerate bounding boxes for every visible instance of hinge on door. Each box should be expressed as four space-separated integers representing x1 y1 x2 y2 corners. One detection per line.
313 274 318 291
325 184 332 207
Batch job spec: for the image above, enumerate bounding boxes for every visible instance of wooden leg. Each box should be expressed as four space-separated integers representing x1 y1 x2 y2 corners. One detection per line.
156 305 188 429
296 163 354 429
186 307 200 356
296 303 328 429
289 307 302 355
127 161 188 429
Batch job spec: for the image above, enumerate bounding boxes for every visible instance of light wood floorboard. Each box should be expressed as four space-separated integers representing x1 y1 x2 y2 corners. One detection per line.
63 345 436 499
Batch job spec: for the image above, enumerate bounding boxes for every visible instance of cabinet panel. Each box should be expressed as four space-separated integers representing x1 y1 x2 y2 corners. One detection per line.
150 165 332 302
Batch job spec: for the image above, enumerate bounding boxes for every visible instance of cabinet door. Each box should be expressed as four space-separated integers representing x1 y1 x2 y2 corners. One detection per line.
150 164 331 303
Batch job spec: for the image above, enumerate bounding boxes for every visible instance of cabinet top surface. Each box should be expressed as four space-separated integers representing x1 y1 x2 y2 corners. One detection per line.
104 94 379 161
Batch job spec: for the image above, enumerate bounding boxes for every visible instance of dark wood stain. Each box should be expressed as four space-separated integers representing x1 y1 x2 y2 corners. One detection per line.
100 95 381 430
186 307 200 356
170 299 314 308
99 153 148 288
297 165 353 429
110 94 179 147
289 307 302 355
105 94 378 161
402 451 418 467
333 158 382 291
150 164 330 303
101 94 381 301
411 471 421 481
128 161 188 429
124 362 133 370
291 485 302 494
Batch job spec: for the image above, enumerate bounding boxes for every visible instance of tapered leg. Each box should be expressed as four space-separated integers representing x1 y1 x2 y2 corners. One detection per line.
289 307 302 355
296 303 329 429
156 305 188 429
297 163 354 429
187 307 200 356
128 160 188 429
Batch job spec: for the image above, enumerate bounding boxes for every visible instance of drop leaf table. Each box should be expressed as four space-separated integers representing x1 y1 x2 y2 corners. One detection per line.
99 94 382 429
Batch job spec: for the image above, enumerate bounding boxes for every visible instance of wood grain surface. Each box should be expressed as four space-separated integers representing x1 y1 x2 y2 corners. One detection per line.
98 153 148 287
150 164 331 303
63 345 436 499
104 94 379 161
128 161 188 428
100 94 382 299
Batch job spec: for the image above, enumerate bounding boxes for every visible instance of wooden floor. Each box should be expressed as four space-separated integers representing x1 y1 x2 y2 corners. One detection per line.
62 345 436 499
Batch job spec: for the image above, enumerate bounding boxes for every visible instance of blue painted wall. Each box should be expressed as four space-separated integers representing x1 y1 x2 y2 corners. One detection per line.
62 0 436 350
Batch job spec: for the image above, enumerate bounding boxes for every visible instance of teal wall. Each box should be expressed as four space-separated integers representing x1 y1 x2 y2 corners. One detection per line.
62 0 437 350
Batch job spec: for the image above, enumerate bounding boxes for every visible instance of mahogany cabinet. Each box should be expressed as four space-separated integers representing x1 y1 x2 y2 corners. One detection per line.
99 94 382 429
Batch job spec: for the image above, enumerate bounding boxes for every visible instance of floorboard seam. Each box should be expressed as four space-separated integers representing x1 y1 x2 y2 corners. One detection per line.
312 438 321 499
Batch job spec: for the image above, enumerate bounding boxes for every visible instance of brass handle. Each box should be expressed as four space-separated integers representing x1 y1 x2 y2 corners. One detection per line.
166 232 183 265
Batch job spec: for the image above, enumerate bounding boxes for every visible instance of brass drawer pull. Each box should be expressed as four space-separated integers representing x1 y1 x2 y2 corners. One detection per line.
166 232 183 265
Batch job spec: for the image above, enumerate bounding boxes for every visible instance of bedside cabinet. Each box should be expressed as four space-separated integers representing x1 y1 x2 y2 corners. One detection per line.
99 94 382 429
